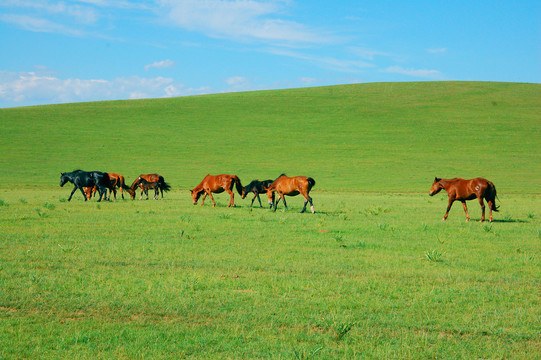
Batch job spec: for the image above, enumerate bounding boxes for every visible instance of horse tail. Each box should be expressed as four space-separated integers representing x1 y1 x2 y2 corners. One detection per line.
486 181 499 212
307 177 316 192
121 180 131 191
118 175 128 189
232 175 243 195
158 176 171 192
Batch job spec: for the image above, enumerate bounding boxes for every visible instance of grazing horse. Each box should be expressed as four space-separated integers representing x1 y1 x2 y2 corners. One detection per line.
60 170 109 202
265 174 316 213
129 178 161 200
241 179 275 208
429 177 499 222
191 174 243 207
128 174 170 200
84 173 129 200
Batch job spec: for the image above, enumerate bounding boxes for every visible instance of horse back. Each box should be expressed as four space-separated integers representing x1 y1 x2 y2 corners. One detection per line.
452 177 490 199
273 175 313 195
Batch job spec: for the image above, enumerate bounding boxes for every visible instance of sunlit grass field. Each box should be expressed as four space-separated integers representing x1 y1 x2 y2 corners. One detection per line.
0 82 540 359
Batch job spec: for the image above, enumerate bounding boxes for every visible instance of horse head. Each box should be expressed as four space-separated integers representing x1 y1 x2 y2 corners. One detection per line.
126 187 136 199
60 173 69 187
241 187 248 199
191 189 203 205
429 177 443 196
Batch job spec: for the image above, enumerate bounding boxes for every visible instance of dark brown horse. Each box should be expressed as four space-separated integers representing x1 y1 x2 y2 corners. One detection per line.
429 177 499 222
84 173 128 200
128 178 161 200
265 174 316 213
191 174 243 207
128 174 170 200
241 179 275 208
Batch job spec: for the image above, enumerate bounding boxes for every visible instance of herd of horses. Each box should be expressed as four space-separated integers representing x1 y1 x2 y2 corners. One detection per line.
60 170 499 221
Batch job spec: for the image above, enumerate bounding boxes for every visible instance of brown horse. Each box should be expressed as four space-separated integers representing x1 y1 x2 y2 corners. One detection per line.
265 174 316 213
85 173 128 200
429 177 499 222
128 174 170 200
191 174 243 207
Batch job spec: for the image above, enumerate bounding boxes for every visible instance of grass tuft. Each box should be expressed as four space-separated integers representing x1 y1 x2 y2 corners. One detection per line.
425 249 445 262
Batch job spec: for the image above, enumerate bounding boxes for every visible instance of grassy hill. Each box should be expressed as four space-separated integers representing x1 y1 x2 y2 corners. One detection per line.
1 81 539 193
0 81 540 359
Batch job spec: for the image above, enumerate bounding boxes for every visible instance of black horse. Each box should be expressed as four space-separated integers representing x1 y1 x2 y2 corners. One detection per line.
241 179 275 208
60 170 109 202
131 177 171 200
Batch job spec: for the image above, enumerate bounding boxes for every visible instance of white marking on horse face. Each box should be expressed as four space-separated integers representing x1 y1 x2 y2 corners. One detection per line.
475 186 480 191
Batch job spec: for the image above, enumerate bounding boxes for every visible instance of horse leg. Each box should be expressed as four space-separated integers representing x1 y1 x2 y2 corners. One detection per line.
300 189 314 213
461 201 470 222
68 186 79 201
487 199 494 222
200 192 208 206
251 193 256 207
282 195 288 210
478 197 486 222
443 198 455 221
208 191 217 207
273 194 282 211
256 192 263 208
226 189 235 207
301 197 314 214
96 187 104 202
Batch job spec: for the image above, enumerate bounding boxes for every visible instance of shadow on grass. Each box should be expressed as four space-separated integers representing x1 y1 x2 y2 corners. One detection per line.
490 218 529 223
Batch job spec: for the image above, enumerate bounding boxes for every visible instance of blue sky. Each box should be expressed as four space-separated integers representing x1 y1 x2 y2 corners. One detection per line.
0 0 539 108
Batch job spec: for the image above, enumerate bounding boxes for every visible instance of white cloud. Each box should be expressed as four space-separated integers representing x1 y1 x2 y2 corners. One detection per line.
349 47 394 61
0 14 84 35
0 1 99 24
383 66 442 79
145 59 175 71
268 48 373 73
159 0 330 44
0 71 209 107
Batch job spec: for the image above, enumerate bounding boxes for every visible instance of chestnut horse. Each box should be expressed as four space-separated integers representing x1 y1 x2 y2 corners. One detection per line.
265 174 316 213
429 177 499 222
128 174 170 200
191 174 243 207
241 179 275 208
84 173 128 200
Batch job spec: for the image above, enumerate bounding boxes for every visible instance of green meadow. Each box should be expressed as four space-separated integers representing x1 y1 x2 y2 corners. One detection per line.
0 82 540 359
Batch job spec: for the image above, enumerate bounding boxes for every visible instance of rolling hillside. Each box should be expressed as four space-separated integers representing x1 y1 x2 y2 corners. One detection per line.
1 81 539 193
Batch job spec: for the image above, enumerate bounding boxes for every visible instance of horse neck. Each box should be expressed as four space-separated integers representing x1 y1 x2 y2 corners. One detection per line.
438 179 455 190
193 181 206 193
130 177 141 190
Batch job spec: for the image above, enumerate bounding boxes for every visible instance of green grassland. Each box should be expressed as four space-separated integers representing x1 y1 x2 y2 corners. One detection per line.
0 81 539 192
0 82 540 359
